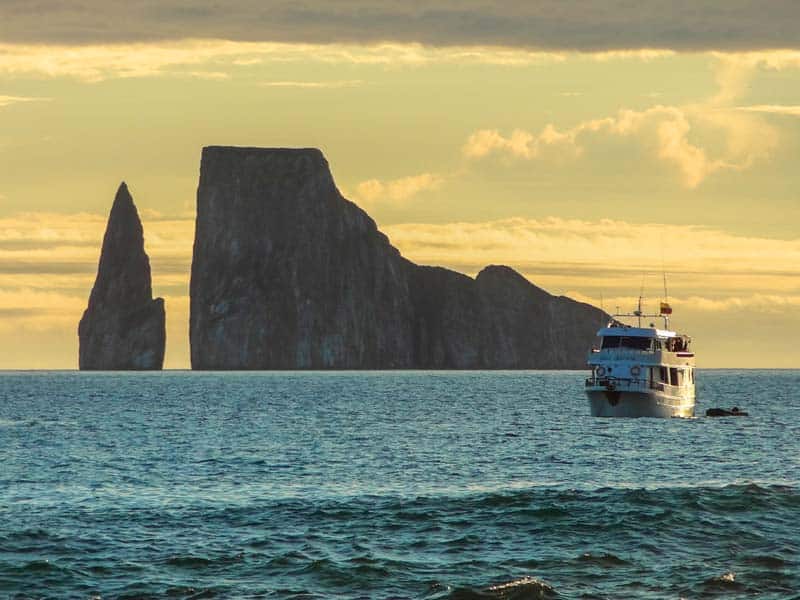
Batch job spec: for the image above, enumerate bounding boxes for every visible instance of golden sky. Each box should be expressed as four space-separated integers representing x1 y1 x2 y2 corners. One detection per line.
1 3 799 368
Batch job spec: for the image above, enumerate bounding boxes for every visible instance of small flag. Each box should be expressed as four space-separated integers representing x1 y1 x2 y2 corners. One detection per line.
660 302 673 315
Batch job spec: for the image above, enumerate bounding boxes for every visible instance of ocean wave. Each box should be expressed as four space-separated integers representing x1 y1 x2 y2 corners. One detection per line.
164 552 245 569
575 552 629 567
441 577 558 600
261 482 800 519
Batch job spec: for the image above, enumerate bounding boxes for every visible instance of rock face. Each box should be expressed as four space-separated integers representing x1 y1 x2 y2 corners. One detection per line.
191 148 415 369
190 146 607 369
476 266 606 369
408 265 603 369
79 183 165 370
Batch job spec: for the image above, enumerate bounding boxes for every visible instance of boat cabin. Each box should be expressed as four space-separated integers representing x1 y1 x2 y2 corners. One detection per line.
597 325 691 353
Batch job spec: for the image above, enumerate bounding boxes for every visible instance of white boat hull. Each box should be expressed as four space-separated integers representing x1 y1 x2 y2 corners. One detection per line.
586 388 695 418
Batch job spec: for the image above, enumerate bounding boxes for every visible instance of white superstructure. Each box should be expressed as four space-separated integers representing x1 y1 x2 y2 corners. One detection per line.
585 304 695 418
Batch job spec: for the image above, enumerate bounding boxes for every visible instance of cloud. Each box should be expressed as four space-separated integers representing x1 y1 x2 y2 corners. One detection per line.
381 217 800 295
1 2 800 51
458 46 800 190
736 105 800 116
353 173 445 206
0 289 86 333
259 80 363 89
0 41 568 81
0 95 50 108
0 210 194 347
683 295 800 312
711 50 800 72
7 210 797 300
463 106 741 188
1 38 796 83
183 71 231 80
0 210 194 281
0 41 274 82
564 292 800 316
462 121 580 159
463 50 784 189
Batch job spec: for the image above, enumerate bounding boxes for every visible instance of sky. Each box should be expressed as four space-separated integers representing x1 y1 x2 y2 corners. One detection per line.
1 1 799 368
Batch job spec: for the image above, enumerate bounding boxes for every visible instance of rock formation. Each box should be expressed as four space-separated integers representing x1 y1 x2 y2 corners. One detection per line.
190 148 415 369
190 146 607 369
476 265 605 369
79 183 165 370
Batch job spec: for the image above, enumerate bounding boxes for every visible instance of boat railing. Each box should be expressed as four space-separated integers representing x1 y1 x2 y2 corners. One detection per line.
589 349 696 363
590 348 655 359
585 376 680 393
585 376 648 388
586 376 685 394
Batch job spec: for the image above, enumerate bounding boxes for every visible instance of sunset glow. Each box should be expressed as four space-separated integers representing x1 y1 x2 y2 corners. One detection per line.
2 3 799 368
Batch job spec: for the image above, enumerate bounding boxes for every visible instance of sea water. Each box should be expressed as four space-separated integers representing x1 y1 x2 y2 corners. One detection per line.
1 370 798 598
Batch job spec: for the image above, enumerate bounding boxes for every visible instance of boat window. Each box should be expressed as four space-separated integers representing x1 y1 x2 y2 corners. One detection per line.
660 366 667 383
670 367 679 386
667 337 690 352
601 336 652 351
601 337 620 349
626 337 652 351
654 340 662 350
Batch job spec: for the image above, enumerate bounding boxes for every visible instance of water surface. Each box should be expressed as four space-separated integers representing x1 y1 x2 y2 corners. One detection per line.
1 370 798 598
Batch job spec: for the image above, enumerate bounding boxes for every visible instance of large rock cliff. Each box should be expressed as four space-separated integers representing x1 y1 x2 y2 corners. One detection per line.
78 183 165 370
190 146 607 369
476 265 604 369
190 147 415 369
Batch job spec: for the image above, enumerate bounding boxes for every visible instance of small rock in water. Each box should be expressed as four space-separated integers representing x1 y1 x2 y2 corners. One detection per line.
706 407 748 417
703 570 740 589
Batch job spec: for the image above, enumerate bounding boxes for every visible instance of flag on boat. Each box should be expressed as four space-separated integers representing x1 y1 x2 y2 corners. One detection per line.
660 301 673 315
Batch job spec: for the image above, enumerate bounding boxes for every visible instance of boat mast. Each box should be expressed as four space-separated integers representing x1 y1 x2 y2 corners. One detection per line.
636 273 645 327
637 295 642 327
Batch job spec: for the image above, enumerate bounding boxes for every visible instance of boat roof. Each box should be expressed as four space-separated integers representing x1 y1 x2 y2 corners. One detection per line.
597 326 676 338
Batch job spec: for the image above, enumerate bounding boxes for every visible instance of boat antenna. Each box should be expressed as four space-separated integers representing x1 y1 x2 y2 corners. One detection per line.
637 295 642 327
660 236 670 329
661 255 670 330
599 291 605 324
637 272 646 327
597 292 606 340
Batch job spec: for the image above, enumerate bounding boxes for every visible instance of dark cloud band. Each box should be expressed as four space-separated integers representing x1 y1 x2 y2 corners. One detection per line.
1 1 798 51
0 258 189 275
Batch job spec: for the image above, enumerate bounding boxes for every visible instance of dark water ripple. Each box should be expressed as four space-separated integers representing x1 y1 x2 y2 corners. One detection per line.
1 370 799 598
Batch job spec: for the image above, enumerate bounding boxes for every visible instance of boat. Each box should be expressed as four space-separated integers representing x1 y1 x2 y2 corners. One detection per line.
585 298 695 417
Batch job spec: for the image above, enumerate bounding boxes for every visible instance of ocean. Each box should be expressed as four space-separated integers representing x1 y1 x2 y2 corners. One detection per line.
1 370 798 599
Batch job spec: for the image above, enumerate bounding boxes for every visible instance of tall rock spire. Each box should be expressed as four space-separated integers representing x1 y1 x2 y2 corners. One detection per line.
79 182 165 369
